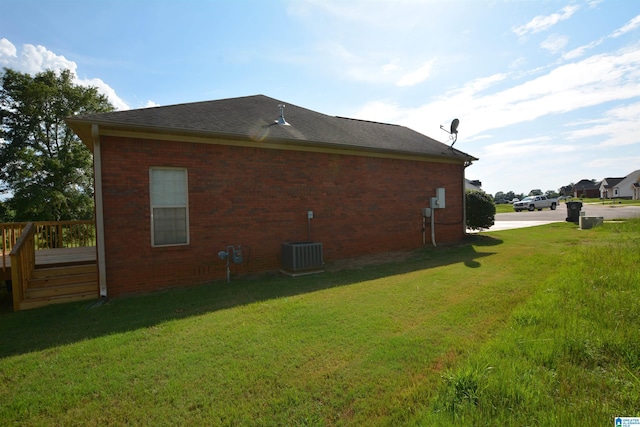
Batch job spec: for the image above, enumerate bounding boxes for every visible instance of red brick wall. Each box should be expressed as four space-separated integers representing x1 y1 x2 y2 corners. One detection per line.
99 136 465 296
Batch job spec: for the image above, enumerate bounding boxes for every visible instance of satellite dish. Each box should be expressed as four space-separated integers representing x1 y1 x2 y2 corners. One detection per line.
440 118 460 148
450 118 459 134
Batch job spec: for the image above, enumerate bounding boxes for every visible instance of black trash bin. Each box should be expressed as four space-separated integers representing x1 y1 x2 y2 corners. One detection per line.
566 201 583 223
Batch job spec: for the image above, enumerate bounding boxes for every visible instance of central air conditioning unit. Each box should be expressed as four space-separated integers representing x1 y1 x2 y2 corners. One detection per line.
281 242 324 276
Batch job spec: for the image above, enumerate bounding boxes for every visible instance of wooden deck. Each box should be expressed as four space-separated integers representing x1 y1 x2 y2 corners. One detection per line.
3 246 98 310
2 246 96 274
2 222 98 310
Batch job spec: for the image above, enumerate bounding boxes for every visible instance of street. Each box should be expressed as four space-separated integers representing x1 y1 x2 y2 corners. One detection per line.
484 203 640 232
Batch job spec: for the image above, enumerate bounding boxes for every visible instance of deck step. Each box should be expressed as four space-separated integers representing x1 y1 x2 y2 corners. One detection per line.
29 272 97 288
20 263 99 310
32 264 97 279
29 264 97 288
26 281 98 299
19 292 99 311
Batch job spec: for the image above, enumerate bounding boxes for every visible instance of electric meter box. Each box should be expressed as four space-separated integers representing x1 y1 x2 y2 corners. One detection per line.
435 188 445 209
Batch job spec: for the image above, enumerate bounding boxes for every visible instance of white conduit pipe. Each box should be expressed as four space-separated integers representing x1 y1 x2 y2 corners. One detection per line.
431 209 437 247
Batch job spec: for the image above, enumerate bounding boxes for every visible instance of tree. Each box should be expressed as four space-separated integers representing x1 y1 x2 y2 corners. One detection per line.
0 198 11 222
466 190 495 231
0 68 114 221
545 189 559 199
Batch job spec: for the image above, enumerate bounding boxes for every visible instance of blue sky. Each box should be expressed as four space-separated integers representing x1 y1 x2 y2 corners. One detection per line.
2 0 639 196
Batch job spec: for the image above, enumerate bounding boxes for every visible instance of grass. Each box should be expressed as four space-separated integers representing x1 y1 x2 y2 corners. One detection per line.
583 198 640 206
495 203 515 213
1 220 639 425
420 219 640 425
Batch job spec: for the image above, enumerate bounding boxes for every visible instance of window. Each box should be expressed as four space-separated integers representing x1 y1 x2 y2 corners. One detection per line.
150 167 189 246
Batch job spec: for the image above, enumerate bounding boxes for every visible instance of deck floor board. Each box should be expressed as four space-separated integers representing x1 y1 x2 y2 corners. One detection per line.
2 246 96 272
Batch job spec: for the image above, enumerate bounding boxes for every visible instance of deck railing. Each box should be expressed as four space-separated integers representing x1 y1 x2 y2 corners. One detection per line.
10 223 35 312
2 222 26 276
1 220 95 276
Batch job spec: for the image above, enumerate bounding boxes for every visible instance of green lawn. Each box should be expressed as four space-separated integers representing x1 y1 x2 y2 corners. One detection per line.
1 220 639 425
495 203 515 213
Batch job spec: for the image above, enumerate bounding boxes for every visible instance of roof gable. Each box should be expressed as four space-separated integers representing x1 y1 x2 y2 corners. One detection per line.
67 95 476 162
601 177 624 188
617 169 640 187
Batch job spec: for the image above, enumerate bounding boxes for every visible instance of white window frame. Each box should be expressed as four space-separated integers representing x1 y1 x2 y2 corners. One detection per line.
149 167 189 247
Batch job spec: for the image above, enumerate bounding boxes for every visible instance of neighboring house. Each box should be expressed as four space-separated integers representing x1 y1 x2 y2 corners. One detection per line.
559 185 574 198
67 95 477 298
599 177 624 199
573 179 600 198
609 169 640 199
465 179 482 191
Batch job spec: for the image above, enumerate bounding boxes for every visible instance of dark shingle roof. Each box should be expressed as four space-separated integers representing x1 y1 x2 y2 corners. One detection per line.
574 179 600 190
67 95 476 162
602 177 624 188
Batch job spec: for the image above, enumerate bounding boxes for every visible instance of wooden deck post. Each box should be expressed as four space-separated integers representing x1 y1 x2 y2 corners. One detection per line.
10 223 35 312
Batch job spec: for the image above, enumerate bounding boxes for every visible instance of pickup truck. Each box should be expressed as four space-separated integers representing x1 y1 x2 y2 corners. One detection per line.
513 195 558 212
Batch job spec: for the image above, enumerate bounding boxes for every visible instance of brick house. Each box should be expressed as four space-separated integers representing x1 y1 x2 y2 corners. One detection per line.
66 95 477 298
573 179 600 198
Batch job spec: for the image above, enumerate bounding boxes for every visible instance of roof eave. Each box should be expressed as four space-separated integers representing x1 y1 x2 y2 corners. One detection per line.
66 117 478 163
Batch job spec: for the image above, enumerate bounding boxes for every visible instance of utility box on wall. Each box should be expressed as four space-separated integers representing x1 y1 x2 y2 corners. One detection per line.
436 187 446 209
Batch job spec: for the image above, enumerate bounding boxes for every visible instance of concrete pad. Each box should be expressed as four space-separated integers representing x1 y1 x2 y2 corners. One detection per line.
468 221 559 233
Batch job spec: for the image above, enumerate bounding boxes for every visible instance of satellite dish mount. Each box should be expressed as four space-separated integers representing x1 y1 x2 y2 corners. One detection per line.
440 118 459 148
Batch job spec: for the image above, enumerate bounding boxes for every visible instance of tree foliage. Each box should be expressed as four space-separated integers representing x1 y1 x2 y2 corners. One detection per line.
0 199 11 222
466 190 495 231
545 189 560 199
493 191 524 202
0 68 113 221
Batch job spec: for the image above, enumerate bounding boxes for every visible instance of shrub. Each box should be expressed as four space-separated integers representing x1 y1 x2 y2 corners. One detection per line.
466 190 496 230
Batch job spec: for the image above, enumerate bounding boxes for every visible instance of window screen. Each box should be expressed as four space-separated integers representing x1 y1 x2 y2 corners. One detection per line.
150 168 188 246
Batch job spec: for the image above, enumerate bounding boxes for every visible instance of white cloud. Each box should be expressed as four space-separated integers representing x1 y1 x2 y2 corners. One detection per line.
512 5 580 37
0 38 129 110
562 40 602 60
566 102 640 148
460 73 508 95
611 14 640 38
20 44 77 75
353 100 404 123
509 56 527 69
0 38 17 62
564 15 640 61
541 34 569 54
585 155 640 169
381 62 400 75
76 77 130 111
483 136 577 158
359 44 640 145
396 59 436 87
317 41 357 62
144 100 160 108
